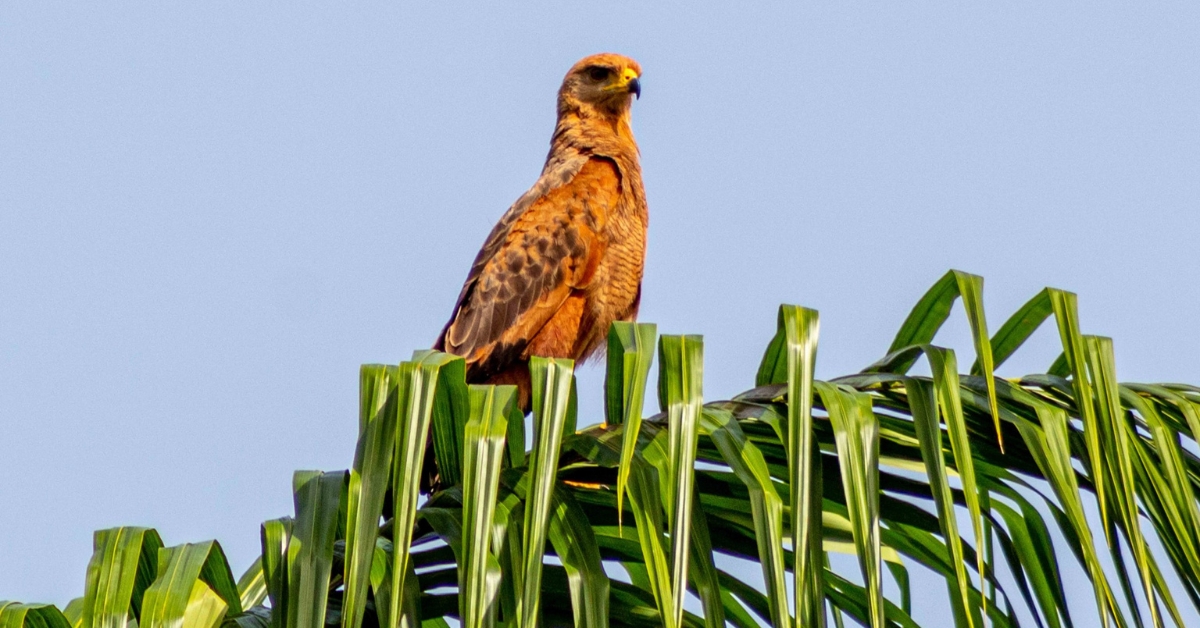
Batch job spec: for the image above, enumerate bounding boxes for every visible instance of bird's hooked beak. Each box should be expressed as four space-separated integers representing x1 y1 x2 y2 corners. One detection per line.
620 67 641 99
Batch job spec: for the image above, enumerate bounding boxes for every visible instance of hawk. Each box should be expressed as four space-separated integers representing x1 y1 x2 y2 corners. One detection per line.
435 53 647 410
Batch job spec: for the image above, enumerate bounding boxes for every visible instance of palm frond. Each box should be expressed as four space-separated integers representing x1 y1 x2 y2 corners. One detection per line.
12 271 1200 628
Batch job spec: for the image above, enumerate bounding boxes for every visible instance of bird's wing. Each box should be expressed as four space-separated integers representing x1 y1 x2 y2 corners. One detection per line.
437 156 621 375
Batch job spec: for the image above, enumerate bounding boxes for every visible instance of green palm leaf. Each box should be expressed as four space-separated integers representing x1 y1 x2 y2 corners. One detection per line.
342 364 399 628
288 471 346 628
1085 336 1164 628
140 541 241 628
235 559 266 611
700 407 788 627
877 270 1002 451
259 518 292 628
0 603 73 628
606 322 657 529
60 600 82 628
624 445 674 628
816 382 883 628
518 357 576 628
906 377 975 628
19 270 1200 628
459 385 513 628
867 345 986 604
656 334 704 628
545 486 610 628
780 305 823 628
391 351 467 628
81 527 163 628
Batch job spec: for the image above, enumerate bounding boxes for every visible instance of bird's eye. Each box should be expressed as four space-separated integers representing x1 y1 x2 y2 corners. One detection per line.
586 66 611 82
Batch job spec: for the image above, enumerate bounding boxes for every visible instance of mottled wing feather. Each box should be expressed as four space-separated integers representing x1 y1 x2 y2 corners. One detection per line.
438 156 621 376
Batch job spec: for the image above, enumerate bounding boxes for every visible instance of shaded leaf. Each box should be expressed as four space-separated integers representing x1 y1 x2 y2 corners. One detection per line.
606 322 657 528
81 527 164 628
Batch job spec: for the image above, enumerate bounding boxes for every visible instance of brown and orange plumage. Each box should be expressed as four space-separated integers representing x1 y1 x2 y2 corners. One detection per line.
435 53 648 409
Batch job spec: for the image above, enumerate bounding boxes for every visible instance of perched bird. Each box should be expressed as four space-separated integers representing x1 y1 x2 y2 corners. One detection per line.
435 53 648 411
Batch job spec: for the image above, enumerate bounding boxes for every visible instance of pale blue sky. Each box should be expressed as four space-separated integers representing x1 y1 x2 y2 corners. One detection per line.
2 3 1198 624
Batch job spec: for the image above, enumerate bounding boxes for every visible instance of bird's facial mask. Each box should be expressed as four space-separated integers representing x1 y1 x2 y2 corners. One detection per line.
570 63 641 108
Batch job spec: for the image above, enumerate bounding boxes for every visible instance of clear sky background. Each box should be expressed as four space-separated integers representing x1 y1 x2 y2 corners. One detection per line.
3 2 1198 624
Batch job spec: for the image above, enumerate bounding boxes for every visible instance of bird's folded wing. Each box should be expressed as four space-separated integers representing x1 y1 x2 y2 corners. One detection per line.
439 156 621 373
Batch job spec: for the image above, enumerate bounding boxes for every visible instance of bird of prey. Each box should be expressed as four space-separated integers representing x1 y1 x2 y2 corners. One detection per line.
435 53 647 410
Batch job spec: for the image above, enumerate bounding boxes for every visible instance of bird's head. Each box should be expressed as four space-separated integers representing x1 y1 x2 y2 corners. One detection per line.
558 53 642 119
